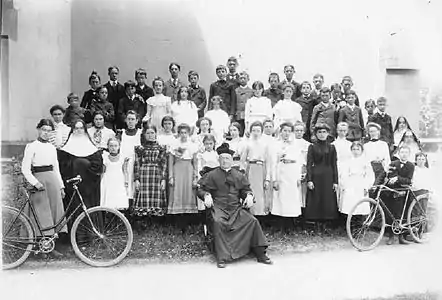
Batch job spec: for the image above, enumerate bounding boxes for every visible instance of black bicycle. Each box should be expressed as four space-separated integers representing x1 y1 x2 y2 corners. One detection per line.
2 175 133 269
346 184 437 251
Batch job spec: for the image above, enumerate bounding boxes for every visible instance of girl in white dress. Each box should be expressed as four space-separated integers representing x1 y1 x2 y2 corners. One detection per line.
118 110 141 202
227 122 245 170
272 122 302 218
171 86 198 133
193 117 214 152
205 96 230 145
273 84 302 131
157 115 177 152
145 77 172 134
339 141 374 215
244 81 273 135
413 152 431 191
293 121 310 208
100 138 130 210
332 122 352 207
241 121 272 216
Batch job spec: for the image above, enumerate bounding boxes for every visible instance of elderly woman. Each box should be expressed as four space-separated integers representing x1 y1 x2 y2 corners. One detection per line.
305 123 339 231
197 143 272 268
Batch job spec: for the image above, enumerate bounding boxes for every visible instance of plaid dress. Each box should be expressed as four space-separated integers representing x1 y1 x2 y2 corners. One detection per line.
133 142 167 216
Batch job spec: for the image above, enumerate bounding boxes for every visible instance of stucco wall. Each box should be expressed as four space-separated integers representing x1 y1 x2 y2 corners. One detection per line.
3 0 442 143
3 0 71 142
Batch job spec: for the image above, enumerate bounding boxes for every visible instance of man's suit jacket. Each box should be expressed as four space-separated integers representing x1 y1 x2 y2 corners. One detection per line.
387 160 415 187
104 81 126 114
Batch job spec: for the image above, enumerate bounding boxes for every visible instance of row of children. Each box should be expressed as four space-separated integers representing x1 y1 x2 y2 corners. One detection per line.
62 56 381 143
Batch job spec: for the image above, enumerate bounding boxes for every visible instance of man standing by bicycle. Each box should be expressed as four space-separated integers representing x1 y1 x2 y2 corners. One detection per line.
385 145 415 245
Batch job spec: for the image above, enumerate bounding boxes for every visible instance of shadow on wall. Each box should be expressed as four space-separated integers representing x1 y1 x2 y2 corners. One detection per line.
71 0 215 94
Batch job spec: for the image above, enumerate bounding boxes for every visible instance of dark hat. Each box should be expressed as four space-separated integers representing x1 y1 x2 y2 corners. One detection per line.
314 123 331 133
216 143 235 156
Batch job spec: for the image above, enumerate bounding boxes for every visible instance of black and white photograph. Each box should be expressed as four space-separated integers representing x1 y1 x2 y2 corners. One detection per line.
1 0 442 299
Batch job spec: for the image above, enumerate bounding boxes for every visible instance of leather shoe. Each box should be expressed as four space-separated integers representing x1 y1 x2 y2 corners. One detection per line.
386 235 396 245
217 261 226 268
257 256 273 265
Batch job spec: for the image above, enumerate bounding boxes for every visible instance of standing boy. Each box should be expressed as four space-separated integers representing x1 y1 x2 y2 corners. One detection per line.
279 65 301 99
135 68 154 101
226 56 240 88
341 76 360 106
311 73 325 104
235 71 254 136
263 72 283 107
338 90 365 141
187 70 207 118
295 81 315 141
63 93 91 126
208 65 237 120
104 66 125 116
118 80 146 129
368 97 394 152
163 62 184 102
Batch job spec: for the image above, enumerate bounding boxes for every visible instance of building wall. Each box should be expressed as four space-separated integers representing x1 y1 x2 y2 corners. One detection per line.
2 0 71 142
3 0 442 143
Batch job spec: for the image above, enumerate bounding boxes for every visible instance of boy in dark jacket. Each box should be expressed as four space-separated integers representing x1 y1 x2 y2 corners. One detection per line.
368 97 394 152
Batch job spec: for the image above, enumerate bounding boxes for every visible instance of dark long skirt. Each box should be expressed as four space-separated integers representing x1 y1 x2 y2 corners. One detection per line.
208 206 268 262
305 165 338 220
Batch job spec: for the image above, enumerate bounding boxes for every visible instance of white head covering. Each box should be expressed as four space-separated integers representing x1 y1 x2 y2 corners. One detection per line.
61 133 98 157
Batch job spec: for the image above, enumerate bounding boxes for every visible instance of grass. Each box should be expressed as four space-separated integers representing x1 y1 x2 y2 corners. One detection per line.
2 158 350 265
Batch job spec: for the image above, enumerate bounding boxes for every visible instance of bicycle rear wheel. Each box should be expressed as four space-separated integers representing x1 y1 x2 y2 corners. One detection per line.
71 207 133 267
346 198 386 251
407 195 437 243
2 206 35 270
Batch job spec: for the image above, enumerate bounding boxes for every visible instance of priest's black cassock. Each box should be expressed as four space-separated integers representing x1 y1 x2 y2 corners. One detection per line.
197 167 268 262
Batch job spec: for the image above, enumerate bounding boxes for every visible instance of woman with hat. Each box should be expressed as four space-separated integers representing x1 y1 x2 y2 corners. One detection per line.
305 123 339 231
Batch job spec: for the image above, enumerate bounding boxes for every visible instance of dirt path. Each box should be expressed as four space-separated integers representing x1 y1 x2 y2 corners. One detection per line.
2 234 441 300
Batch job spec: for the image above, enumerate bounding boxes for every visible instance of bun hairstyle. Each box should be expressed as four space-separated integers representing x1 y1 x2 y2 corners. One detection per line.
216 142 235 156
36 118 55 130
313 122 330 133
89 70 101 83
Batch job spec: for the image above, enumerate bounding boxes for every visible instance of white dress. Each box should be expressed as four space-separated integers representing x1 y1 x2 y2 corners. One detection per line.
244 96 273 132
205 109 230 144
272 140 302 217
228 137 246 168
157 133 177 152
339 156 375 214
100 154 129 209
272 99 302 129
146 94 172 134
119 129 141 199
332 137 352 204
171 100 198 129
293 137 310 207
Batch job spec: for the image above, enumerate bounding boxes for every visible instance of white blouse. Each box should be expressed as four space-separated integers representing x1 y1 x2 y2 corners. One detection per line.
171 100 198 129
88 127 116 149
332 138 353 165
170 140 199 160
273 99 302 128
50 122 71 149
412 166 432 190
21 140 64 188
244 96 273 130
157 133 177 152
205 109 230 142
364 140 391 171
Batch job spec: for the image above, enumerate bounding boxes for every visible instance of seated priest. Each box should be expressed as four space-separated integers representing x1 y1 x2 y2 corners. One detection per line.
197 143 273 268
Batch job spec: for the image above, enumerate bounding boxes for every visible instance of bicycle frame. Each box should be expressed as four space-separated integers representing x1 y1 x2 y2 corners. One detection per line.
4 182 103 246
371 185 421 229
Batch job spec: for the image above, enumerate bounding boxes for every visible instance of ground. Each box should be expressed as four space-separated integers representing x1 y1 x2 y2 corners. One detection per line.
1 238 441 300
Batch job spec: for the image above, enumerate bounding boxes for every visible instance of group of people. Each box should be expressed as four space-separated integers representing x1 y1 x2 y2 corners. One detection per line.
21 56 433 267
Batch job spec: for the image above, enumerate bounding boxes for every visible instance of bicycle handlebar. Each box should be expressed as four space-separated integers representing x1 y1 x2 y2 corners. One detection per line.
66 175 82 184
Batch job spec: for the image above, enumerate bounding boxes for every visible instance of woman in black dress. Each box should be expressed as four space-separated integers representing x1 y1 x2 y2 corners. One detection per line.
305 123 339 231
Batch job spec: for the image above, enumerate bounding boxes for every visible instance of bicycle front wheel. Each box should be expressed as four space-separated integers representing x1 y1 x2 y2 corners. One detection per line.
71 207 133 267
407 195 437 243
2 206 35 270
346 198 386 251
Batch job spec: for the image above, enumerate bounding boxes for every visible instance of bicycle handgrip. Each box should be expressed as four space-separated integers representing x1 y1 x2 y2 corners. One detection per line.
66 175 82 184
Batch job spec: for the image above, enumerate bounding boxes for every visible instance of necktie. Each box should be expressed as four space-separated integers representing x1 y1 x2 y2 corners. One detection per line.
94 129 102 145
